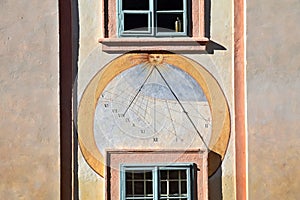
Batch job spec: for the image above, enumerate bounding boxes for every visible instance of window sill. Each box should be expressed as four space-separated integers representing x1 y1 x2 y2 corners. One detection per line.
99 37 209 53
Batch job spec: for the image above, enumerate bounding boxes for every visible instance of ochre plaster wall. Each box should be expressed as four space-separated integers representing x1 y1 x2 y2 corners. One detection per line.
0 1 60 199
247 1 300 199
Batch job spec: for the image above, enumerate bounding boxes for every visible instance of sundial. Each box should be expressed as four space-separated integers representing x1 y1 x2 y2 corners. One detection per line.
77 53 230 177
94 54 212 153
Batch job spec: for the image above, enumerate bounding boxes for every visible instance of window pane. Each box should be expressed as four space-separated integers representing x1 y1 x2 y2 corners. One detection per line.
133 181 145 195
157 0 183 11
180 170 186 179
123 0 149 10
124 14 149 32
145 171 152 179
160 170 168 180
133 171 144 180
126 181 133 196
169 170 179 179
157 13 183 33
160 181 167 195
169 181 179 195
181 181 187 194
146 181 153 196
126 171 133 180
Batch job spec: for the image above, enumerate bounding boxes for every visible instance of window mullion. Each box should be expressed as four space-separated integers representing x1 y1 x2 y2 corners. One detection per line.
179 170 182 197
153 167 159 200
183 0 187 35
167 170 169 198
187 168 191 200
150 0 155 36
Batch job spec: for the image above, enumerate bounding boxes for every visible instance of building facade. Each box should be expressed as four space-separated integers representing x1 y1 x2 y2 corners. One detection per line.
0 0 299 199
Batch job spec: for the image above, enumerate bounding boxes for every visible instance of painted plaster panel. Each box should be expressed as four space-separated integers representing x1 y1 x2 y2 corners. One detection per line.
247 0 300 199
77 0 235 199
0 1 59 199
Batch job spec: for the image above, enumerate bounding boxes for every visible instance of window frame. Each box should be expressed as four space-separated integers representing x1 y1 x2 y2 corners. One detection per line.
100 0 208 52
117 0 189 37
120 163 194 200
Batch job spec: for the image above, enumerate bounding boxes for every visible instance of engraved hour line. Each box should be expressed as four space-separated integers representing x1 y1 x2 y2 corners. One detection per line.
100 79 210 135
104 95 152 123
102 93 209 130
160 63 212 126
154 95 156 133
185 100 212 126
123 63 150 115
101 95 205 139
100 63 210 125
100 64 149 112
100 91 152 125
101 83 208 123
131 82 148 123
154 66 209 150
124 87 153 125
123 66 155 116
102 90 209 130
166 101 179 139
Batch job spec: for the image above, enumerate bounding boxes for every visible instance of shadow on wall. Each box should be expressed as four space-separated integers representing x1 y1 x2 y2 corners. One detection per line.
72 0 80 199
204 0 226 54
208 151 223 200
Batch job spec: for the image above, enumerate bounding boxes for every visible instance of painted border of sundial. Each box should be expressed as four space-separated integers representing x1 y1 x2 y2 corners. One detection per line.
77 53 230 177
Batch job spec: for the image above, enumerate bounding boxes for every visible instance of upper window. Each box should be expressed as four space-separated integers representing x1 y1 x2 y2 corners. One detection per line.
100 0 207 52
121 164 193 200
118 0 188 37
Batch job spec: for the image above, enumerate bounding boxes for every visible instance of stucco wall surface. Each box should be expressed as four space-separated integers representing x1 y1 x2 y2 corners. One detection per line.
247 1 300 199
0 1 60 199
77 0 235 199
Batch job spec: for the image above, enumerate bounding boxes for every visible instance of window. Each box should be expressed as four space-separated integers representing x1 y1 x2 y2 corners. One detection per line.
120 164 193 200
118 0 188 37
100 0 207 52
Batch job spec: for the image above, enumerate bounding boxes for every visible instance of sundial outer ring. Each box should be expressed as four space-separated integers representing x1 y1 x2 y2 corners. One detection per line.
77 53 231 177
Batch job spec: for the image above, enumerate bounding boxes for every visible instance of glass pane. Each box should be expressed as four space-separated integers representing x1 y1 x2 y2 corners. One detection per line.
146 181 153 196
126 181 133 196
160 181 167 195
133 181 145 195
145 171 152 180
157 0 183 11
124 13 149 32
126 171 133 180
181 181 187 194
169 181 179 195
123 0 149 10
160 170 168 180
180 170 186 179
133 171 144 180
169 170 179 179
157 13 183 33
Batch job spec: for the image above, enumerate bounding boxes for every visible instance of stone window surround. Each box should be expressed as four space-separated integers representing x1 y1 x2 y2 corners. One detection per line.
99 0 208 52
106 149 208 200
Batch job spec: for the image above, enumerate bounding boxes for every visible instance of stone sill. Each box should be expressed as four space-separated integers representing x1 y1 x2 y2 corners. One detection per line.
99 37 209 53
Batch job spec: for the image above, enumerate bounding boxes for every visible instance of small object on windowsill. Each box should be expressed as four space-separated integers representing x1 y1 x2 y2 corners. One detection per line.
175 17 182 32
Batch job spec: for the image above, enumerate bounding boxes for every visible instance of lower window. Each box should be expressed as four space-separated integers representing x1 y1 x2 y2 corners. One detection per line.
120 164 193 200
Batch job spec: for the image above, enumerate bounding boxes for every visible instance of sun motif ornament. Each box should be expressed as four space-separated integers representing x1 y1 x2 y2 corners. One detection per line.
77 53 230 177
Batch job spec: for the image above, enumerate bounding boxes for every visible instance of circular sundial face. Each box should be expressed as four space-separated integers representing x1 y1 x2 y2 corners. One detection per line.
94 58 212 154
78 53 231 177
